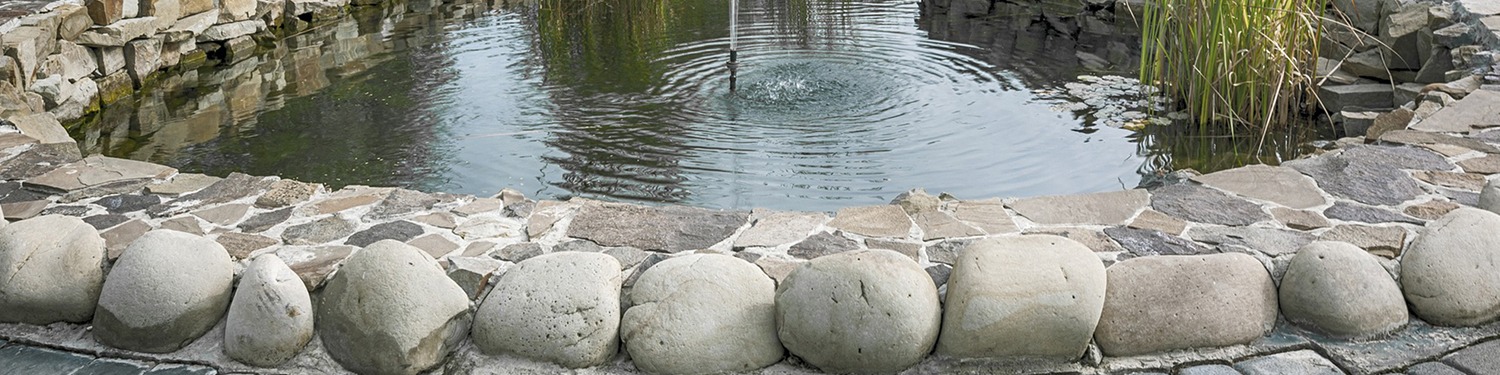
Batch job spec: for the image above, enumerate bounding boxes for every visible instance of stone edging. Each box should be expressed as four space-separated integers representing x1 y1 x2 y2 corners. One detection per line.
4 0 1500 374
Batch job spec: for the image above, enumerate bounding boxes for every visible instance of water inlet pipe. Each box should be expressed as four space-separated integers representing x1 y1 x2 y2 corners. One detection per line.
728 0 739 91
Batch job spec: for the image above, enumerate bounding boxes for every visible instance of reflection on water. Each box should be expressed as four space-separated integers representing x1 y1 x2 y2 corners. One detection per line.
69 0 1326 210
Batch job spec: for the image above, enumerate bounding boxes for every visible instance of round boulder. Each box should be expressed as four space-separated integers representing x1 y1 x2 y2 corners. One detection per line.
1280 241 1407 337
1094 253 1277 356
1480 179 1500 215
937 235 1106 359
225 254 314 367
0 215 106 325
472 251 622 368
93 230 235 353
621 254 782 374
318 240 472 375
776 249 940 374
1403 207 1500 326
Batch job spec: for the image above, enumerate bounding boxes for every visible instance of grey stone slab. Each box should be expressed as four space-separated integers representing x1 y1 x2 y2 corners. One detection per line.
552 239 602 253
1180 364 1243 375
1185 226 1316 257
826 205 913 238
362 188 440 221
1150 184 1270 226
1192 165 1328 209
1286 151 1427 206
567 202 749 252
1008 189 1148 225
733 210 826 248
1325 201 1425 224
96 194 161 214
83 214 130 230
23 155 175 197
149 172 274 217
145 364 216 375
926 238 975 265
1316 320 1500 375
1341 145 1455 171
951 198 1018 234
237 207 292 233
73 358 150 374
145 173 220 196
1443 339 1500 375
925 264 951 287
787 231 860 260
1103 226 1212 257
0 345 94 374
2 200 48 220
40 205 90 216
1414 171 1487 192
910 210 982 240
1380 130 1500 154
281 216 357 246
1411 90 1500 132
1024 227 1125 253
1271 207 1332 230
1405 362 1466 375
1234 350 1342 375
1320 84 1394 113
345 220 424 247
0 143 84 181
1319 224 1407 258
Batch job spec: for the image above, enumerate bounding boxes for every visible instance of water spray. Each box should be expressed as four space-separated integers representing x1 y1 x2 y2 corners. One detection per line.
728 0 739 91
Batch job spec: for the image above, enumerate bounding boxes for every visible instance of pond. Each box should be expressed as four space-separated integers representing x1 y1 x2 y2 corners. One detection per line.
67 0 1329 211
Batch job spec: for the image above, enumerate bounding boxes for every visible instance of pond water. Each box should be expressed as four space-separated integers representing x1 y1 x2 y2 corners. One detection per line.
68 0 1328 210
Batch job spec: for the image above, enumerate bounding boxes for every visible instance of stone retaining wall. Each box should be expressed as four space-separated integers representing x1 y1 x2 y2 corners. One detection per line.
4 0 1500 374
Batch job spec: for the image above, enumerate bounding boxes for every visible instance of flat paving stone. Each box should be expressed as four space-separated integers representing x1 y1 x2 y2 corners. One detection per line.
40 205 90 216
0 345 95 374
864 238 922 261
281 216 357 245
1443 338 1500 375
951 198 1018 234
74 358 150 375
1271 207 1332 230
1414 171 1487 192
83 214 130 230
1315 320 1500 375
0 143 83 181
1234 350 1342 375
1150 184 1270 226
412 212 458 229
101 219 151 260
1325 201 1425 224
362 188 440 220
452 198 502 217
1287 151 1428 206
145 364 216 374
1192 165 1328 209
277 245 358 291
1339 145 1455 171
1008 189 1148 225
237 207 292 233
24 155 175 197
787 231 860 260
825 205 914 238
145 173 220 196
910 210 982 240
0 200 47 220
1186 226 1316 257
1407 362 1466 375
97 194 160 214
150 173 275 217
1411 89 1500 132
568 202 749 251
345 220 424 247
1179 364 1243 375
407 233 459 258
925 238 974 265
1103 226 1212 257
1127 209 1187 235
1406 200 1461 220
733 210 826 248
1024 227 1125 252
216 232 279 259
1379 130 1500 154
158 216 204 235
190 203 250 226
304 194 382 216
1318 224 1407 259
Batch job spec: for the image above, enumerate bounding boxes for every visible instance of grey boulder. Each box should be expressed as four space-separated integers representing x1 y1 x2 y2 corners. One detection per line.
318 240 472 375
225 254 314 367
621 254 782 374
937 235 1106 359
776 249 940 374
472 251 622 368
1280 241 1407 337
1402 208 1500 326
93 230 234 353
1094 253 1277 356
0 215 106 324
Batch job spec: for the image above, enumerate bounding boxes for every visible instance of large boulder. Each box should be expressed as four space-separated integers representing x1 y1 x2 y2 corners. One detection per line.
472 252 622 368
318 240 471 375
621 254 782 374
776 249 940 373
1280 241 1407 337
936 235 1106 359
1094 253 1277 356
93 230 234 353
1403 208 1500 326
0 215 106 324
225 254 314 367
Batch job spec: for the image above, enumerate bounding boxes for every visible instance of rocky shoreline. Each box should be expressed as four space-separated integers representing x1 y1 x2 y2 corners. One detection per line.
4 0 1500 374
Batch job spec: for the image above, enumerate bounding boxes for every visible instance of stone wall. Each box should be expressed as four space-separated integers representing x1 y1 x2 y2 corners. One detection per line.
6 0 1500 374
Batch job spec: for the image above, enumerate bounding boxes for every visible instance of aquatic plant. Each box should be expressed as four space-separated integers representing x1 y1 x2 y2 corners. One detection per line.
1138 0 1330 129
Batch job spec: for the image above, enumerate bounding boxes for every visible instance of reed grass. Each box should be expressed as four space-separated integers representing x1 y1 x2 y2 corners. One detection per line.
1139 0 1329 130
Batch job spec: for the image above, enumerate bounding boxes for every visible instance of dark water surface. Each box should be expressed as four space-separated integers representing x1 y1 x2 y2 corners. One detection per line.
70 0 1327 210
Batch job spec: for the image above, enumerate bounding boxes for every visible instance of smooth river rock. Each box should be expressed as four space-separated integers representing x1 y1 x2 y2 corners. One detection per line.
1402 208 1500 326
621 254 782 374
1279 241 1407 338
318 240 471 375
0 215 106 325
472 252 622 368
225 254 314 367
1094 253 1278 356
936 235 1106 359
93 230 234 353
1479 179 1500 215
776 249 940 374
